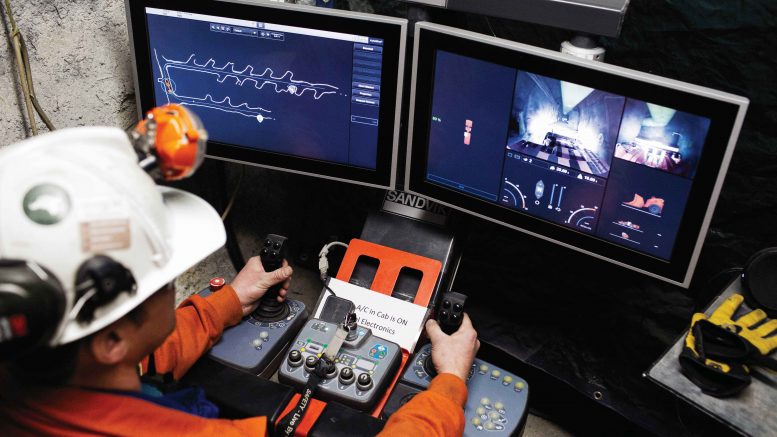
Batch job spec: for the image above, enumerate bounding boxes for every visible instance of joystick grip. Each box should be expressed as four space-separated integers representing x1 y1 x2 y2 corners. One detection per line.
438 291 467 335
252 234 290 322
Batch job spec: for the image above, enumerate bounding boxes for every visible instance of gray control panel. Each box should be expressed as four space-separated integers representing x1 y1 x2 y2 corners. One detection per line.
278 319 401 411
385 343 529 435
200 288 308 376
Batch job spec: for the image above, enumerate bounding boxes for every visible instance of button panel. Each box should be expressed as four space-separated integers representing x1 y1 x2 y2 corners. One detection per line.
278 319 401 411
397 343 529 436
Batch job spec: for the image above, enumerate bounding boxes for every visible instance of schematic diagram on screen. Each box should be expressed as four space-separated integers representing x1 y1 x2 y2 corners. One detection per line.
154 50 341 123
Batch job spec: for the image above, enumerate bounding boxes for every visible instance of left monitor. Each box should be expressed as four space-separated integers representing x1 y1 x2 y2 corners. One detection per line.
126 0 407 189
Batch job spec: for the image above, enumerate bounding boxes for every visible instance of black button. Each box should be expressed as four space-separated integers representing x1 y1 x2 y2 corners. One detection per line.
453 303 463 312
273 242 281 249
261 248 268 256
341 367 353 379
265 239 272 246
289 350 302 362
442 300 451 308
451 313 461 324
439 310 449 320
305 355 318 368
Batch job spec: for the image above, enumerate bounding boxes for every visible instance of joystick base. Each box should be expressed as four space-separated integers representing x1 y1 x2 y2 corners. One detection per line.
252 299 291 323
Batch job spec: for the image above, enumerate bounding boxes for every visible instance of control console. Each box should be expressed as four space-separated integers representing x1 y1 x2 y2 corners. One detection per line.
384 343 529 436
279 317 401 411
202 234 308 376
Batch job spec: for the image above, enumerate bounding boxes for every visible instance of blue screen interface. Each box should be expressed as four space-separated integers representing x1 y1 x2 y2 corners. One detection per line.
145 8 385 169
426 51 712 260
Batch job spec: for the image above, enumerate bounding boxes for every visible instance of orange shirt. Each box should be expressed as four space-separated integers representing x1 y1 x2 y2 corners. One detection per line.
0 286 467 436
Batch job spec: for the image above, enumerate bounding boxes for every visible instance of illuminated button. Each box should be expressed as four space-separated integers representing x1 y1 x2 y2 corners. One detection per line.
491 370 501 378
471 417 482 426
485 422 496 430
476 407 486 416
503 376 513 384
488 411 500 420
252 339 262 347
514 381 525 391
479 364 489 373
494 401 504 410
480 397 490 406
259 331 269 340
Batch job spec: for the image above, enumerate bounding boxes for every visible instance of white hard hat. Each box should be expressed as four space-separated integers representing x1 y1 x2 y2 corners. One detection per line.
0 126 226 346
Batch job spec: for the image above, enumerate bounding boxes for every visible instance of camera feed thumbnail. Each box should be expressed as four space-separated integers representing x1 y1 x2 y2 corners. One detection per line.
506 72 626 178
614 99 711 179
596 160 692 260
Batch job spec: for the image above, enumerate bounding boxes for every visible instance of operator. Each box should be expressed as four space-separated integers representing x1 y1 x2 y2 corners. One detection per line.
0 107 479 436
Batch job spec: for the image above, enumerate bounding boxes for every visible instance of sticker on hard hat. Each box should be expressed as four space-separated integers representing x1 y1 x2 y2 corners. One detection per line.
22 184 71 225
80 219 130 253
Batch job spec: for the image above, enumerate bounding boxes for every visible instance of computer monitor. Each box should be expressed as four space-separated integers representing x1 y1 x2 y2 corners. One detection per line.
406 22 748 287
126 0 406 189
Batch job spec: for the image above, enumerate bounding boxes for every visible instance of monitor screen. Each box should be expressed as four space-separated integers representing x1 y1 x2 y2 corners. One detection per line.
127 0 406 189
407 23 748 286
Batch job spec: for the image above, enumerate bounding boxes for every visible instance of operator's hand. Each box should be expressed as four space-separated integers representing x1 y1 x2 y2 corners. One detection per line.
231 256 293 316
425 313 480 382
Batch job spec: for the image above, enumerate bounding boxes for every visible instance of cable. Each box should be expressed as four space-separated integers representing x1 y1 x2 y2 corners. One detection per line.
221 165 245 221
484 16 496 37
318 241 349 281
2 0 55 135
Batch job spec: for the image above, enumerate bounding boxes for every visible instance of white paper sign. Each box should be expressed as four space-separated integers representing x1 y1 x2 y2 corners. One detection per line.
314 278 429 352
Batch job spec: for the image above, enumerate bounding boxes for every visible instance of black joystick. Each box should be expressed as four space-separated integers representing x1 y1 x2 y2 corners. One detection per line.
252 234 291 322
437 291 467 335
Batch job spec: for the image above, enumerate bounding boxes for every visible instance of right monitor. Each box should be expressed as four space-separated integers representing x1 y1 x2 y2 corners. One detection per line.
406 22 749 287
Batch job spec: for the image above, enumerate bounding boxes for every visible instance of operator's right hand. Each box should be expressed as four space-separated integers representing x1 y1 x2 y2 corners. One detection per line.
425 313 480 382
231 256 293 316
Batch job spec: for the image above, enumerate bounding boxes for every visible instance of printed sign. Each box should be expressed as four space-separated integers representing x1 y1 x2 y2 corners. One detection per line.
314 278 429 351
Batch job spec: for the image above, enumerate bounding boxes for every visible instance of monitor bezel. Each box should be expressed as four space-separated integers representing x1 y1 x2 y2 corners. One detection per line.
406 22 748 287
126 0 406 190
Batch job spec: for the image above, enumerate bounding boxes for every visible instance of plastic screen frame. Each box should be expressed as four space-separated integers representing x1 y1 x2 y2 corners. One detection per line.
405 22 748 287
126 0 407 189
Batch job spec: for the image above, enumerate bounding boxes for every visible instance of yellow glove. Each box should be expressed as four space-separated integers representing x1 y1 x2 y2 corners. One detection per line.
705 294 777 356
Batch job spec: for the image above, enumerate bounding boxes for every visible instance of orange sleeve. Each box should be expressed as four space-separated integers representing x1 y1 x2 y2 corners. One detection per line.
378 373 467 437
141 286 243 380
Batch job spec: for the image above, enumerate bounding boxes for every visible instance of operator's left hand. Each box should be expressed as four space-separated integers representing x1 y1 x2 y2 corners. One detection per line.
231 256 293 316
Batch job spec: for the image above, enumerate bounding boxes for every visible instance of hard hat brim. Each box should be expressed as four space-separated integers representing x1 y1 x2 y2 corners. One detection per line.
55 186 226 345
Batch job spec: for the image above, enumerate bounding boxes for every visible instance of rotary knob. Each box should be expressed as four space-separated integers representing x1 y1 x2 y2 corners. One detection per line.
304 355 318 372
356 373 373 391
339 367 355 385
288 350 302 367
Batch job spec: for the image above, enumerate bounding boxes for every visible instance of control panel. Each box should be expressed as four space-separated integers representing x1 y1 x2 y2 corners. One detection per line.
278 319 401 411
201 235 309 376
383 343 529 435
203 289 308 375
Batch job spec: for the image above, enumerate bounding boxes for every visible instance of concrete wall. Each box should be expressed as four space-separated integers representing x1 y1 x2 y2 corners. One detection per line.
0 0 234 301
1 0 136 143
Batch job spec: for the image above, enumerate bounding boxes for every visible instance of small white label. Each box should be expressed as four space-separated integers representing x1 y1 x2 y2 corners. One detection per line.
314 278 428 352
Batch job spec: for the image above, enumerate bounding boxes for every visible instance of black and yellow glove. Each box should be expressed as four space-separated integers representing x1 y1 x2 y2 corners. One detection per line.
679 294 777 398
